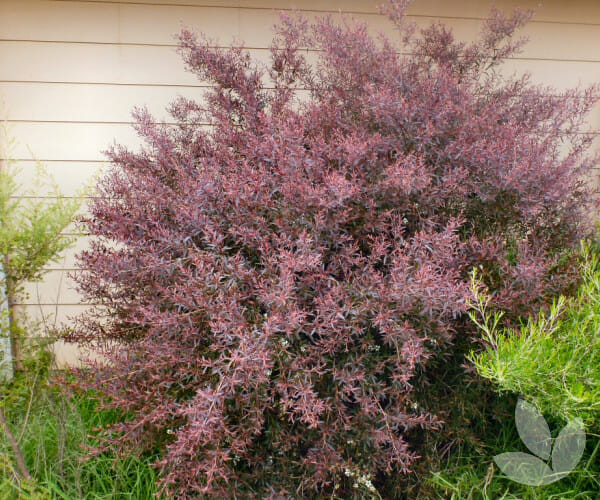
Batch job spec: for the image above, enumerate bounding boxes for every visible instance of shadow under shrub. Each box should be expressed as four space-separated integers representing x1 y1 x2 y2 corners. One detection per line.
66 1 599 497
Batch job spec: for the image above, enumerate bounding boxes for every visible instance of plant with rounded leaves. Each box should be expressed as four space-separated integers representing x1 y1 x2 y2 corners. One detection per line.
68 1 598 497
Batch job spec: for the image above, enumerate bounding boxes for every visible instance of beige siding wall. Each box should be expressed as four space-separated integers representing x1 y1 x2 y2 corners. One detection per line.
1 0 599 364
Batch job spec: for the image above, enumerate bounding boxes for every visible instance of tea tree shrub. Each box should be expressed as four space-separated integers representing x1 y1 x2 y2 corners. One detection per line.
69 2 598 497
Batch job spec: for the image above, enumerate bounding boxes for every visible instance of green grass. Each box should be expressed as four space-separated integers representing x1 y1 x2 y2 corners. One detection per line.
423 405 600 499
0 365 158 500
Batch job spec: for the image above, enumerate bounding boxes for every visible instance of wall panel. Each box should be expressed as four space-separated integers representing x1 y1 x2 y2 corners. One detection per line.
1 0 599 364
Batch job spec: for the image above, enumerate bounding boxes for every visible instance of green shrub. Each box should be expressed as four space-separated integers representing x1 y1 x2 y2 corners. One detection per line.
0 116 80 380
0 115 156 498
425 243 600 499
0 112 83 492
468 243 600 428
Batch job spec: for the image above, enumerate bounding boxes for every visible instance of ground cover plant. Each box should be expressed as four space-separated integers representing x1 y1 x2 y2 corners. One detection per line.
67 1 599 497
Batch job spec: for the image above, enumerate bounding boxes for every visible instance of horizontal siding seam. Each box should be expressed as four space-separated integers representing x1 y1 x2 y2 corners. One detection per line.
2 40 600 64
0 80 207 88
44 0 600 28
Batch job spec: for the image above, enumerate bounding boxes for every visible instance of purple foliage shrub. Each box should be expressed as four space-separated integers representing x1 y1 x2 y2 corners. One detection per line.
68 2 598 497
